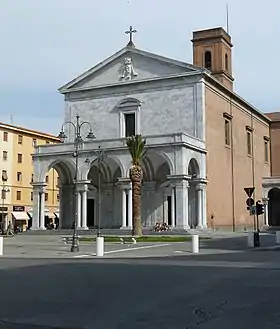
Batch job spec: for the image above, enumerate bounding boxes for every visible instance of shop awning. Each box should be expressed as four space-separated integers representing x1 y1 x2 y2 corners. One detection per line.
12 212 29 220
26 212 54 218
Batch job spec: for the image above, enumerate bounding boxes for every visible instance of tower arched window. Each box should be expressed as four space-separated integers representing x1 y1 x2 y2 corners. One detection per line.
225 53 229 71
204 51 212 70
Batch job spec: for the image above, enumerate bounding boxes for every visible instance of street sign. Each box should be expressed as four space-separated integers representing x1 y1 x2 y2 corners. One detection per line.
244 187 255 198
246 198 254 207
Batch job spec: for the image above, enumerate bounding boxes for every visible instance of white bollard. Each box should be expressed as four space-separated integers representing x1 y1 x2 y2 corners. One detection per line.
247 232 254 247
192 234 199 254
276 231 280 244
0 237 3 256
96 236 104 257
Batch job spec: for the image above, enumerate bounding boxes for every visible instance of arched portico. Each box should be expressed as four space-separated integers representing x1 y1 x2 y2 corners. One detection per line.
31 159 75 230
268 188 280 226
87 156 123 228
140 151 173 227
187 158 206 229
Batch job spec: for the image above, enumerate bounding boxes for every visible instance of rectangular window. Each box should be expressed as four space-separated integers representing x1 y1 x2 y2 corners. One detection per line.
247 131 252 155
30 192 33 201
46 175 49 183
264 139 269 163
2 151 7 161
18 135 23 144
46 141 50 144
16 191 21 201
32 138 37 147
31 174 34 183
2 170 8 181
224 119 230 146
3 132 8 142
17 153 22 163
45 193 48 202
16 172 22 182
124 113 136 137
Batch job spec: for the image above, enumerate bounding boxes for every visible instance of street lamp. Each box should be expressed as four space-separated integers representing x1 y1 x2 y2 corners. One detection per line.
58 114 95 252
1 185 10 234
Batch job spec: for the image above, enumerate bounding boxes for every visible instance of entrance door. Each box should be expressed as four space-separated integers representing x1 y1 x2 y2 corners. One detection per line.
268 188 280 226
87 199 95 228
167 196 172 226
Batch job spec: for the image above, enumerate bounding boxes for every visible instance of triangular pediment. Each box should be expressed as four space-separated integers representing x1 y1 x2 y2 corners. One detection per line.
59 47 204 92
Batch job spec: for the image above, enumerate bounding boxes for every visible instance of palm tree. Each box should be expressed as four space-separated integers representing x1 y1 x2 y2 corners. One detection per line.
126 134 147 236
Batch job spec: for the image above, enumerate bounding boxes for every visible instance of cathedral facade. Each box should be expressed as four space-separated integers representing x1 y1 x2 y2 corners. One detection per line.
31 27 273 231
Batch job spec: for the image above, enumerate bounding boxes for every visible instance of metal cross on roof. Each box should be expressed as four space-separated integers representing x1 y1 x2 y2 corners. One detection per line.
125 25 137 46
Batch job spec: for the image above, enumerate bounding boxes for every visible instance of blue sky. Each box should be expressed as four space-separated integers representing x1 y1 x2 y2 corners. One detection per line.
0 0 279 135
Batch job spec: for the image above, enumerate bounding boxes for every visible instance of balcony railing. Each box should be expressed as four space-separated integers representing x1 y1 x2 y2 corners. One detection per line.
33 132 205 157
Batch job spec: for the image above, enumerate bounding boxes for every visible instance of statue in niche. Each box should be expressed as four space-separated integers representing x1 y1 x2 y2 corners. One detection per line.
119 57 138 81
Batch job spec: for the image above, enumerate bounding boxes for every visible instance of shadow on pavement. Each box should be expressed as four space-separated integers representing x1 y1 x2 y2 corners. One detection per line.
0 259 279 328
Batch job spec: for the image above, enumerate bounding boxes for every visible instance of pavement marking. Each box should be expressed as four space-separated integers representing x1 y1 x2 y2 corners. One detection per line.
73 244 170 258
104 243 170 255
73 254 92 258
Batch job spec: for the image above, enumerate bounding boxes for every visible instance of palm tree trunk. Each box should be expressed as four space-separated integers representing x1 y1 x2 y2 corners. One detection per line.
130 165 143 236
132 178 142 236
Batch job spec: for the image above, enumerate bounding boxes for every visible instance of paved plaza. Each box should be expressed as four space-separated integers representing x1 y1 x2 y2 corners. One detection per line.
0 232 278 259
0 233 279 328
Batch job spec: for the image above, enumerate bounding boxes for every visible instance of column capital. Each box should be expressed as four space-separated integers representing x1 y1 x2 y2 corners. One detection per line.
31 182 47 193
116 178 132 191
167 174 191 183
195 183 207 191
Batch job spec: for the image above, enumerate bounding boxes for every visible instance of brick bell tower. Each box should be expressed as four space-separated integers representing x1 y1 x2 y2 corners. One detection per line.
191 27 234 90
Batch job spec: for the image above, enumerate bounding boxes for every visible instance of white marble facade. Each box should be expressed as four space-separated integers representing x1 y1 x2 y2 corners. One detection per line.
31 45 208 231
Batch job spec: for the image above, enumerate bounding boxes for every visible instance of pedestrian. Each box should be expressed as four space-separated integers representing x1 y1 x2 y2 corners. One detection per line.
7 221 14 236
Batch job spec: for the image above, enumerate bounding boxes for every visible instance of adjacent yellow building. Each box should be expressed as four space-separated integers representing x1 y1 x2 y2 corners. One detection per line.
0 122 61 230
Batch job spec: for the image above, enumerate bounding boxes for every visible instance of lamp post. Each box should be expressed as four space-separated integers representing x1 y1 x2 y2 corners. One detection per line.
58 114 95 252
96 146 106 237
1 185 10 234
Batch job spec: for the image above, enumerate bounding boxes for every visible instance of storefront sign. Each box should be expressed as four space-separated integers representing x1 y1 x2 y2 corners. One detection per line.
13 206 25 212
0 207 8 212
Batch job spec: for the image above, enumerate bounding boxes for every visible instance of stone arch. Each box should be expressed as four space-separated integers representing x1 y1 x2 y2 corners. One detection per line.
82 154 125 181
86 155 125 228
116 97 142 108
39 158 76 184
142 151 173 184
32 158 76 230
268 188 280 226
88 156 124 186
188 158 200 178
187 158 201 228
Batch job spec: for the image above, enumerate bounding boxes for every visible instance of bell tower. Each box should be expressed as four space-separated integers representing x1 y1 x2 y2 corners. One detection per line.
191 27 234 90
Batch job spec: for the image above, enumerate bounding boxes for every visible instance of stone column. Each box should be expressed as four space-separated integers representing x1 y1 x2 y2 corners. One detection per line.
31 185 42 230
39 190 46 230
196 184 203 228
171 186 176 227
128 188 132 229
163 193 168 223
175 181 189 230
196 183 207 229
121 189 127 228
262 197 269 226
201 184 207 228
76 191 82 229
81 189 88 229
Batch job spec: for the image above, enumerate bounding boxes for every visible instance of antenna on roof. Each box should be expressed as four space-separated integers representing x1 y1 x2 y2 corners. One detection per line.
9 114 13 124
226 3 230 34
